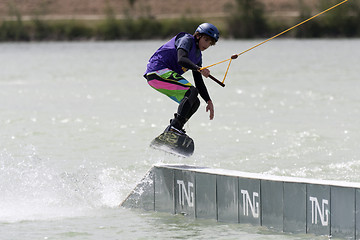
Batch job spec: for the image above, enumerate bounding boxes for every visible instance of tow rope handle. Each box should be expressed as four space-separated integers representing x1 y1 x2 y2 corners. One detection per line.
208 54 238 87
209 74 225 87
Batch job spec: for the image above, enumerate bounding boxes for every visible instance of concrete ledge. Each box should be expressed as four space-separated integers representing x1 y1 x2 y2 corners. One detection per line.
121 164 360 239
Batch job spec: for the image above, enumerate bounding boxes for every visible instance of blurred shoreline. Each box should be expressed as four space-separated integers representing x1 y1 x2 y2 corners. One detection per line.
0 0 358 41
0 0 316 20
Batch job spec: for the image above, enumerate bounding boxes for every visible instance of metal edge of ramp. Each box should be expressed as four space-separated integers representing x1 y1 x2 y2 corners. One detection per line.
121 164 360 239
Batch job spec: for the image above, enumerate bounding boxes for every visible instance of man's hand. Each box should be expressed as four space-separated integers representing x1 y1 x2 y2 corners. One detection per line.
199 68 210 78
206 100 214 120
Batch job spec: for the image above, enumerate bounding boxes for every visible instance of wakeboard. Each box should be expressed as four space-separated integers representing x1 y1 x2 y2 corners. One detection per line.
150 129 194 157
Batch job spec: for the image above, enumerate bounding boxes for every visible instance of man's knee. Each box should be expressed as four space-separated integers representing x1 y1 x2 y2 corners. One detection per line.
186 87 199 103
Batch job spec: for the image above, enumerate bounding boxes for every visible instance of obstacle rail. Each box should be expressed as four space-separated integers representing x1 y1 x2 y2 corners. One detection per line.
121 164 360 239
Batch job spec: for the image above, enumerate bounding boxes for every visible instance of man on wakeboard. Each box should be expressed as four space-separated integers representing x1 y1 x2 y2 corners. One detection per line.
144 23 219 136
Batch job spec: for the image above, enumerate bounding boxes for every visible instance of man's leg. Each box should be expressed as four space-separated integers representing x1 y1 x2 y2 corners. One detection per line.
170 86 200 131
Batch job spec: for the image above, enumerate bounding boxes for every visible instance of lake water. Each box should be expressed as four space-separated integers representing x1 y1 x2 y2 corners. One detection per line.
1 39 359 239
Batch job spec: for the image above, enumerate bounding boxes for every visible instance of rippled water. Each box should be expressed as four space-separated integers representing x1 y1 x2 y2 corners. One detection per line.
1 39 359 239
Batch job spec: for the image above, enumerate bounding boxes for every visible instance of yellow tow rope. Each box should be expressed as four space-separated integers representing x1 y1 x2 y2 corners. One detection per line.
202 0 349 87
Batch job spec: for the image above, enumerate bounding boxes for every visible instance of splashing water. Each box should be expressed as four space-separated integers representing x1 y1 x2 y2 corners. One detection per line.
0 147 127 223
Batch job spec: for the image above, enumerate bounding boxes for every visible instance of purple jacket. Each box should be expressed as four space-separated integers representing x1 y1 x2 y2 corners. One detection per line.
145 32 202 75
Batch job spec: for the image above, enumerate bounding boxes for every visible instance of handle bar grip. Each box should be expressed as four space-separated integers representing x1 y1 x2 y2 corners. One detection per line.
209 74 225 87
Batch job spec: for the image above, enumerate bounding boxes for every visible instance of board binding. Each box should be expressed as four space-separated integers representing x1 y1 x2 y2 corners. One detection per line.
150 129 194 157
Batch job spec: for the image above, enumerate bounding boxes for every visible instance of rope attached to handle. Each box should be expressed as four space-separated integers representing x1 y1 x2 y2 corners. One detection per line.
201 0 349 86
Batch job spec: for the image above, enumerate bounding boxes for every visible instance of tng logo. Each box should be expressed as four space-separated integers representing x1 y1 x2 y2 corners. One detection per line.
177 180 194 207
309 196 329 226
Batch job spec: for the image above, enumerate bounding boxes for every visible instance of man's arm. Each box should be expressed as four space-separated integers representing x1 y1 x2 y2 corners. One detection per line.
177 48 200 71
193 71 214 120
177 47 214 119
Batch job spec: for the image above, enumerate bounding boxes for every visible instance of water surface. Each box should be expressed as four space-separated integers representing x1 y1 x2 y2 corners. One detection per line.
1 39 359 239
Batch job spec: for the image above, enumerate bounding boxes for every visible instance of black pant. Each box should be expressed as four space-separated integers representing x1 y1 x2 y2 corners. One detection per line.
172 86 200 129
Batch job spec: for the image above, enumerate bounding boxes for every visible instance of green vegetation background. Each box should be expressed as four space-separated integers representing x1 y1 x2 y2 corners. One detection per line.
1 0 359 41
